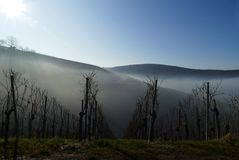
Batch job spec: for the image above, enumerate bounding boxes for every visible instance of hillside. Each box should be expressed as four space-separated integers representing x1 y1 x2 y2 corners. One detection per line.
109 64 239 79
0 47 185 137
109 64 239 94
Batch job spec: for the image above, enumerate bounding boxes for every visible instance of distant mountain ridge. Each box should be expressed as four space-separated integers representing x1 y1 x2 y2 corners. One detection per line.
109 64 239 79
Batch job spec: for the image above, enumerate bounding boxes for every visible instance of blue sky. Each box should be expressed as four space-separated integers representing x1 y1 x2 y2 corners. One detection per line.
0 0 239 69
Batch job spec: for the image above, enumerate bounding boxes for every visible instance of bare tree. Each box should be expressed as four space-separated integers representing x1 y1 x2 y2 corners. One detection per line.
42 96 48 138
192 82 222 140
0 70 25 159
79 100 84 140
148 79 158 142
124 77 160 141
7 36 18 48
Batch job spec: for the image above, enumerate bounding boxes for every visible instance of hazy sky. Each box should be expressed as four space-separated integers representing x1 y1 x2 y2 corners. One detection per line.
0 0 239 69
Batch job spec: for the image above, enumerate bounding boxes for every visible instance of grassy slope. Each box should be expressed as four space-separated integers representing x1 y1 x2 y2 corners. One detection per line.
0 138 239 160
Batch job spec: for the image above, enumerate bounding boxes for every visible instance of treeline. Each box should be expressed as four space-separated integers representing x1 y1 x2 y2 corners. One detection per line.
125 80 239 141
0 36 35 52
0 70 113 159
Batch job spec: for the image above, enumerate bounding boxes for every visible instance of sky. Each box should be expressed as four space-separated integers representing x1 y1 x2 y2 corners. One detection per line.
0 0 239 69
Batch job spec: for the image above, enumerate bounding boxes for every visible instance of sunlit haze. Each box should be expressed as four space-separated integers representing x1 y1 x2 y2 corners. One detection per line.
0 0 26 18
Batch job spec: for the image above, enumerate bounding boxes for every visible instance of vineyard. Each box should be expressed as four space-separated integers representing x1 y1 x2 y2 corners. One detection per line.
0 47 239 159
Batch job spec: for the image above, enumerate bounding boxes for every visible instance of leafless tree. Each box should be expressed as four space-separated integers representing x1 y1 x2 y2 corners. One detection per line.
124 77 160 141
6 36 18 48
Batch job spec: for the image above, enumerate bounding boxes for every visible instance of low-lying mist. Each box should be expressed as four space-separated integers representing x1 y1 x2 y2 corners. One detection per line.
4 48 238 137
0 48 185 137
113 72 239 96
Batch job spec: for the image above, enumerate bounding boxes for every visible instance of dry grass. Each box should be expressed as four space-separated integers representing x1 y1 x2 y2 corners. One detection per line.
0 138 239 160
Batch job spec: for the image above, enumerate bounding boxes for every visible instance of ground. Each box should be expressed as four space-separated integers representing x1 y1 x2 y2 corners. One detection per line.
0 137 239 160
